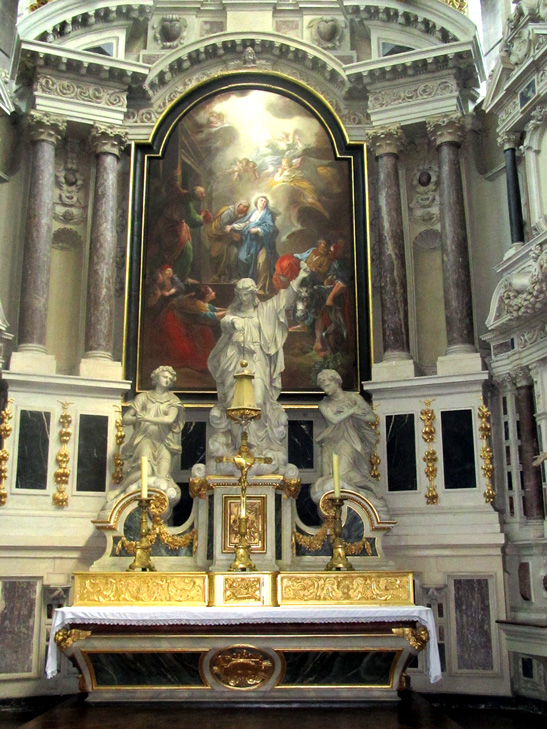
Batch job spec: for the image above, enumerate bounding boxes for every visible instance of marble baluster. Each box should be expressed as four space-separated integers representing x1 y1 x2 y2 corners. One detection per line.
498 131 525 252
514 369 545 522
427 114 478 371
80 125 127 380
12 112 66 374
367 125 412 371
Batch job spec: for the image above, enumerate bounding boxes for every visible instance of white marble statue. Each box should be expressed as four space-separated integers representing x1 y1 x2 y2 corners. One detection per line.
311 369 384 505
108 365 185 504
207 264 309 474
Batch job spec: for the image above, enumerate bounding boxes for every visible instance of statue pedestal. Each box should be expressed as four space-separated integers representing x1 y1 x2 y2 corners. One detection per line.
192 474 300 573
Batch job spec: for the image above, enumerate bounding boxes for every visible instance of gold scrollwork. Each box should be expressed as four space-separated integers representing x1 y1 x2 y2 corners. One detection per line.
392 624 430 652
278 476 301 499
293 506 372 556
210 646 274 689
0 397 14 506
224 576 262 603
52 402 73 508
440 0 468 14
54 628 92 651
478 397 496 504
111 403 125 486
74 572 207 605
370 406 381 480
420 399 439 505
280 573 412 604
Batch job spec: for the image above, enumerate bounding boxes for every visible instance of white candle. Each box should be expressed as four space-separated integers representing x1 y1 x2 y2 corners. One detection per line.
141 456 148 499
332 453 340 498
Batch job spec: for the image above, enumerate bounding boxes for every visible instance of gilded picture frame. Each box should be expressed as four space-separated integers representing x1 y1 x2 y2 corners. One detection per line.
124 72 370 399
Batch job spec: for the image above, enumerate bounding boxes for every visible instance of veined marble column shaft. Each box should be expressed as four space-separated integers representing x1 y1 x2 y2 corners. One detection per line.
17 113 66 353
499 131 525 247
427 114 475 355
83 126 127 361
514 372 545 521
367 125 410 361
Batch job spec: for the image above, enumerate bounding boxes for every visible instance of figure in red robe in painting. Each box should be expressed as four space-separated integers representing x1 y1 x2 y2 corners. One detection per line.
159 285 226 372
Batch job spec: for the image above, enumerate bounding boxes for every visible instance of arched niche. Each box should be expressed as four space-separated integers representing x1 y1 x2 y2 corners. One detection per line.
124 72 370 400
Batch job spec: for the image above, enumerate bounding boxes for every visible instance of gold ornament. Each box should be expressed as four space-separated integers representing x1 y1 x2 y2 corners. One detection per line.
278 572 414 605
210 646 274 689
420 399 439 505
392 625 430 652
0 398 14 506
54 628 91 651
52 402 73 508
478 397 496 504
111 403 125 486
370 406 381 480
73 571 208 606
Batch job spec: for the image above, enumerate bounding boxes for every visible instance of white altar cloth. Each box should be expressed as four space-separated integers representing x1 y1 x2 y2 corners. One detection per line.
47 605 441 683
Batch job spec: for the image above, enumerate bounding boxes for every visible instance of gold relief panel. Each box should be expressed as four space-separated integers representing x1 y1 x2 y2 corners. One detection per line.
278 572 414 606
210 572 277 607
73 572 208 606
223 494 266 553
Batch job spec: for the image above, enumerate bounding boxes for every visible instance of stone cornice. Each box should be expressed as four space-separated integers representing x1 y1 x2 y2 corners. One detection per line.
19 40 150 88
346 39 483 89
145 32 347 97
17 0 154 43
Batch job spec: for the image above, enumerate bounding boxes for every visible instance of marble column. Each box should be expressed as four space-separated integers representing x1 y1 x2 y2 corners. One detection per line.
427 114 480 375
367 125 414 381
514 369 545 522
498 131 525 253
11 112 66 375
79 125 127 380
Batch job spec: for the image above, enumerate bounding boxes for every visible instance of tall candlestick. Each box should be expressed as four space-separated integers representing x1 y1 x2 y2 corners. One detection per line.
332 453 340 498
141 456 148 499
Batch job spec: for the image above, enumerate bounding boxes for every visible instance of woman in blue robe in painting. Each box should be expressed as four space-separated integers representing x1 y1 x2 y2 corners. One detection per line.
226 195 279 289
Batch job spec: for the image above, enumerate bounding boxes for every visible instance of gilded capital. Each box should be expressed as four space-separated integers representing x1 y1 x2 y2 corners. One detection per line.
426 113 465 148
366 124 405 157
89 125 128 157
27 111 66 146
497 130 522 151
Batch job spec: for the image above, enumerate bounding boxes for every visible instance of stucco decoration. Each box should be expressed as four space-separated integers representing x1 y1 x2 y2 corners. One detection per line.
153 15 187 49
52 227 82 251
409 163 440 226
307 17 345 50
501 245 547 318
53 138 88 225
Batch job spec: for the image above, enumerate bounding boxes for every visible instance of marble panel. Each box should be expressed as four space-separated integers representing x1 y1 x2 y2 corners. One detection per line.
296 484 323 527
88 651 204 687
15 410 50 490
275 492 282 562
170 483 193 527
441 410 476 489
279 650 397 686
207 493 214 561
76 414 108 492
288 420 314 470
386 414 417 491
180 422 206 471
453 578 494 671
0 580 38 675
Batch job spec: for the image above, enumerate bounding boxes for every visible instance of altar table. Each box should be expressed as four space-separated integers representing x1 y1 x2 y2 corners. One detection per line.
48 605 441 701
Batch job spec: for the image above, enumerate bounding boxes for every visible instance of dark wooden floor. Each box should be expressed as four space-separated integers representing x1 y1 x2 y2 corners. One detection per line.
2 693 545 729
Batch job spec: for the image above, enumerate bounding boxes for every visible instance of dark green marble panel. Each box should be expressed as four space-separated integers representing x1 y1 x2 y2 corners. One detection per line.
76 414 108 492
279 650 396 687
88 651 205 687
16 410 50 490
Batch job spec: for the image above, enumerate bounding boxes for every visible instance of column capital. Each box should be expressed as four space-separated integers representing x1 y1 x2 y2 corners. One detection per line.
366 124 405 157
512 365 533 389
497 130 522 151
426 113 465 148
27 111 66 145
492 373 517 393
89 125 128 158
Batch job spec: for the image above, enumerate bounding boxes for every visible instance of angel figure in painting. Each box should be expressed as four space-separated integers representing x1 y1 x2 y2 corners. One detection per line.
107 366 185 505
311 369 384 505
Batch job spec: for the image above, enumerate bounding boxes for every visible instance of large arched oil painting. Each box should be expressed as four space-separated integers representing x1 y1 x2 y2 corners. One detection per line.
134 83 367 395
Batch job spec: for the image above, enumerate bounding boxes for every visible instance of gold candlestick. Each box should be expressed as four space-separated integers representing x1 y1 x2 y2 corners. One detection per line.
325 495 354 571
127 497 156 572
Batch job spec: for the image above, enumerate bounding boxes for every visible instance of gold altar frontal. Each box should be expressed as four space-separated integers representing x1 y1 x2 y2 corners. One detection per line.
73 571 414 607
